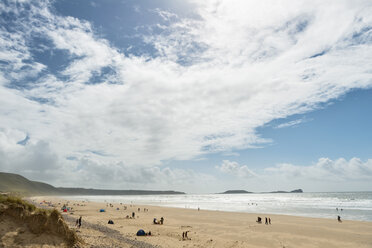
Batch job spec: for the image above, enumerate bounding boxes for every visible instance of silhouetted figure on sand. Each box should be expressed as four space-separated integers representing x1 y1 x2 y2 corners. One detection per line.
256 217 262 223
182 231 190 240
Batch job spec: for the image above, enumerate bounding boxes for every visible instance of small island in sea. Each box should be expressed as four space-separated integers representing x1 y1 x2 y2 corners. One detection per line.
220 190 252 194
270 189 303 193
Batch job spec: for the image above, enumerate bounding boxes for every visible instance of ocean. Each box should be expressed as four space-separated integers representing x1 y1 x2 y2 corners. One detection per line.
65 192 372 222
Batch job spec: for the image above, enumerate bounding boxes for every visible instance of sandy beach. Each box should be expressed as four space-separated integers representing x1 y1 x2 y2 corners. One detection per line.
22 196 372 248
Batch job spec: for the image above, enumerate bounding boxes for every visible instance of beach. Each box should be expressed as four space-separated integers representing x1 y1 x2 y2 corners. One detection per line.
25 196 372 248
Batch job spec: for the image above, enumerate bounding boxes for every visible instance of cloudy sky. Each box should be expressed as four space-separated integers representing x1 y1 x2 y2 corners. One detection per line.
0 0 371 193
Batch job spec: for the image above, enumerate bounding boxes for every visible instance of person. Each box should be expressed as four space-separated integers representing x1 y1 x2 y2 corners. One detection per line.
132 212 135 218
265 217 268 225
338 215 342 222
256 217 262 223
138 207 140 212
269 218 271 224
153 218 158 224
78 216 82 228
182 231 190 240
160 217 164 225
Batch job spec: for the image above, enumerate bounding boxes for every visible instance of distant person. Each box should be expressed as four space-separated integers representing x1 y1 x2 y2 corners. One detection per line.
153 218 158 224
138 207 140 212
78 216 82 228
182 231 190 240
265 217 268 225
132 212 135 218
256 217 262 223
160 217 164 225
338 216 342 222
269 218 271 224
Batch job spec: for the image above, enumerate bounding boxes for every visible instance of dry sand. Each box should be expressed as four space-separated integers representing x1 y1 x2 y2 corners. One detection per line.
21 196 372 248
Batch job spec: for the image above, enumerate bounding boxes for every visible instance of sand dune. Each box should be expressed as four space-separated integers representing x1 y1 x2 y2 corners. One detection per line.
0 196 79 248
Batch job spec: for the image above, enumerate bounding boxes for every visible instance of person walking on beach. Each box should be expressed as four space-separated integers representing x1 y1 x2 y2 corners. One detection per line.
265 217 268 225
132 212 135 218
182 231 190 240
78 216 82 228
269 218 271 224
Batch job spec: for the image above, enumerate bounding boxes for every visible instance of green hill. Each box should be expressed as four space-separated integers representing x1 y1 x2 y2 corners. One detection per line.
0 172 185 196
0 172 57 195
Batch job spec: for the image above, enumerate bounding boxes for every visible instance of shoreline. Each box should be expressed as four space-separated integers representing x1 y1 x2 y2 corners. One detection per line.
28 196 372 248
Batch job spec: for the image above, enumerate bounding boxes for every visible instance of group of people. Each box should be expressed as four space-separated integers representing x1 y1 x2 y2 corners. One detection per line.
153 217 164 224
182 231 190 240
137 207 149 212
125 212 137 219
256 216 271 224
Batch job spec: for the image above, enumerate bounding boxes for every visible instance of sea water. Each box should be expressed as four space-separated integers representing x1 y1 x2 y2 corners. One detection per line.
65 192 372 221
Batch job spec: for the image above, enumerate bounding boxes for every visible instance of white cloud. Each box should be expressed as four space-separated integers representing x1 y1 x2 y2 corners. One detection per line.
275 118 311 129
0 128 60 181
0 129 215 192
215 158 372 192
265 157 372 181
216 160 257 178
0 0 371 190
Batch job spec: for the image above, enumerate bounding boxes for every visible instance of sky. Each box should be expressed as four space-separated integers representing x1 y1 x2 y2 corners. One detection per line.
0 0 371 193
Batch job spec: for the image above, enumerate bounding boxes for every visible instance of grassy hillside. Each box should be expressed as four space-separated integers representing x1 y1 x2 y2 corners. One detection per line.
0 172 185 195
0 172 58 195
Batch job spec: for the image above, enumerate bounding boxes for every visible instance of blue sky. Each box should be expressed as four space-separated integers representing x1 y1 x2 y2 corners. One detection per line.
0 0 371 193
